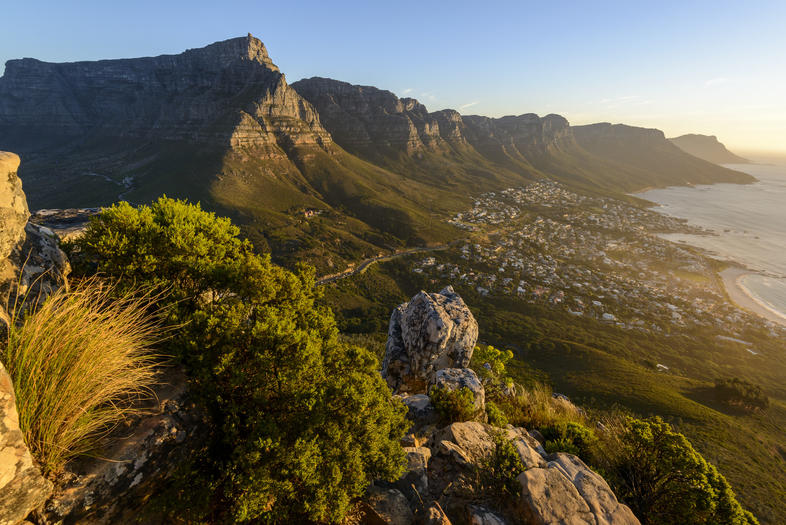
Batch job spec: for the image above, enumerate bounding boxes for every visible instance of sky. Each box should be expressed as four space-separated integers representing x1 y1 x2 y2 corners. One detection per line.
1 0 785 154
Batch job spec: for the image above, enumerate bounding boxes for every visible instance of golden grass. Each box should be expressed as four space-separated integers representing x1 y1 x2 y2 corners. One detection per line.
2 278 162 475
497 381 586 430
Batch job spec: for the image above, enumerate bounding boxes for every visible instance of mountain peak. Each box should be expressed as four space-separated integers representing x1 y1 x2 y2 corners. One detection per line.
188 34 279 71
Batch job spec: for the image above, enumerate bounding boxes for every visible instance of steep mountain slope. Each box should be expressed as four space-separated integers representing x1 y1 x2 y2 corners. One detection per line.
669 134 750 164
0 36 755 269
573 124 755 189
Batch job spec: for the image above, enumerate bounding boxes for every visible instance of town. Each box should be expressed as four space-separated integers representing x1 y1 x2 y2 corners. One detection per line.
413 181 784 343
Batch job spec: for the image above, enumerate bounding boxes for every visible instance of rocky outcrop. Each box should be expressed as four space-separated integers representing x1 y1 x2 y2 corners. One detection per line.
669 134 749 165
0 152 28 328
0 153 70 327
382 286 478 394
0 361 53 525
374 288 639 525
373 419 638 525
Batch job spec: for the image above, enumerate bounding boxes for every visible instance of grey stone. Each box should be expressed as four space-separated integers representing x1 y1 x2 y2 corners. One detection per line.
466 504 507 525
382 286 478 394
366 486 415 525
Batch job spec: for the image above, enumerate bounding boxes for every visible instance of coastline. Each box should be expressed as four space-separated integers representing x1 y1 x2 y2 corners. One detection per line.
719 268 786 327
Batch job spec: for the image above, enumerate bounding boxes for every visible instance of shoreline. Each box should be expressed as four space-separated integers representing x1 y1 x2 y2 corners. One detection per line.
719 268 786 327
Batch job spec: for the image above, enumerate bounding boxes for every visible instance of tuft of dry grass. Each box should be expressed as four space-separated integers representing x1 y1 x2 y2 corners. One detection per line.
2 277 163 475
497 381 586 430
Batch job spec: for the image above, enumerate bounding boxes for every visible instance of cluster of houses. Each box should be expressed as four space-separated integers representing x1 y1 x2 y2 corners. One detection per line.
413 181 784 341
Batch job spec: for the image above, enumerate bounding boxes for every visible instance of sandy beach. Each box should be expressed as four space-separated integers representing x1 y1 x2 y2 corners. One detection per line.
720 268 786 327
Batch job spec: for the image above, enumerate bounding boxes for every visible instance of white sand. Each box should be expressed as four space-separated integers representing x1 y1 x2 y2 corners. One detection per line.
720 268 786 327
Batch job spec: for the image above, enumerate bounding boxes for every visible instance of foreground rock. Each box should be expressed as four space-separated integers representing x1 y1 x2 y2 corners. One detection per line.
33 369 206 525
0 362 53 525
0 152 28 328
370 288 639 525
0 152 70 328
382 286 478 394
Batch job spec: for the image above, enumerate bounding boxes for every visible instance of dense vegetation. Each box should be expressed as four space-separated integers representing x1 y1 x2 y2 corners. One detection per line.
66 198 408 523
596 417 758 525
714 377 769 411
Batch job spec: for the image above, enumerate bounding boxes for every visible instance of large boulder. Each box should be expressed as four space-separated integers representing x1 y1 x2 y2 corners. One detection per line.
0 152 29 328
0 151 69 328
383 286 478 394
518 465 595 525
0 361 53 525
547 453 639 525
517 456 641 525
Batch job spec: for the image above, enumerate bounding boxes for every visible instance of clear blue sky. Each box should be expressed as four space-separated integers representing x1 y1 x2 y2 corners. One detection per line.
2 0 785 152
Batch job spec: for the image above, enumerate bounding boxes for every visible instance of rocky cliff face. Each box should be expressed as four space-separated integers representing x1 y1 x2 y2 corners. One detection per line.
0 35 331 152
291 77 574 163
669 134 749 165
291 77 467 157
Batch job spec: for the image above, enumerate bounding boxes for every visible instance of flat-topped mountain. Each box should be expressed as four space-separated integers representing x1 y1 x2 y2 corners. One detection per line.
573 123 754 188
0 36 755 269
669 134 750 165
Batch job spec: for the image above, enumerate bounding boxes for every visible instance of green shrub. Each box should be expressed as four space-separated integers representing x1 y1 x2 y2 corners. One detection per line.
714 377 769 411
471 344 514 382
2 278 160 474
541 421 598 459
486 401 509 427
430 386 477 423
482 433 526 501
596 416 758 525
68 198 408 523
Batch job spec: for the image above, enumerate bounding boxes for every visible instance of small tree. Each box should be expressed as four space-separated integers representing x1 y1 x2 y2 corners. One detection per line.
597 417 757 525
67 197 408 523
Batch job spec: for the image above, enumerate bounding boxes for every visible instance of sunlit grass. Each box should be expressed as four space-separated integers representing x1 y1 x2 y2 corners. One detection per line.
2 278 163 475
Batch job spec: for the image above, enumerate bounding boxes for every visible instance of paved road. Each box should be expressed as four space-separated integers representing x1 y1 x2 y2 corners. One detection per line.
316 244 449 285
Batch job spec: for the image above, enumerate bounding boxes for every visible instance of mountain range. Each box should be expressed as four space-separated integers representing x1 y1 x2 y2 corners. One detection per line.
0 34 754 269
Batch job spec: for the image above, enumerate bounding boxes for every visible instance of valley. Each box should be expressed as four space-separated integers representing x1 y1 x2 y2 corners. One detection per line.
323 180 786 523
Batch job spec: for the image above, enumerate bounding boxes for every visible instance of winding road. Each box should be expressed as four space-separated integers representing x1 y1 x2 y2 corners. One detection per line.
316 244 449 285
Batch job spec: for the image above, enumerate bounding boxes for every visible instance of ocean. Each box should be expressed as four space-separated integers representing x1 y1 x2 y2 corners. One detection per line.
636 162 786 321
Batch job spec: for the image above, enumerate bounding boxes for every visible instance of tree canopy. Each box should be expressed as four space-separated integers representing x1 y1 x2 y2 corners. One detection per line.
68 197 408 523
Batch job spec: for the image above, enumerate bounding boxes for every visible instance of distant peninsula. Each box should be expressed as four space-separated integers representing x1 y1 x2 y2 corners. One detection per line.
669 134 750 165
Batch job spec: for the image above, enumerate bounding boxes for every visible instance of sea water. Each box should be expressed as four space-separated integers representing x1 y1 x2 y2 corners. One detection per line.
637 162 786 319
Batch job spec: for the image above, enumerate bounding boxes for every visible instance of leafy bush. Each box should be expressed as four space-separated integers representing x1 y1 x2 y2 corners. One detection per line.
596 416 758 525
2 278 160 474
714 377 769 411
482 433 526 502
486 401 509 427
68 198 408 523
471 344 514 382
430 386 477 423
541 421 598 459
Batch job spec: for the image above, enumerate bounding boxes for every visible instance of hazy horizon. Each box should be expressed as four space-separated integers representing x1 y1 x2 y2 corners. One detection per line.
1 0 784 154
